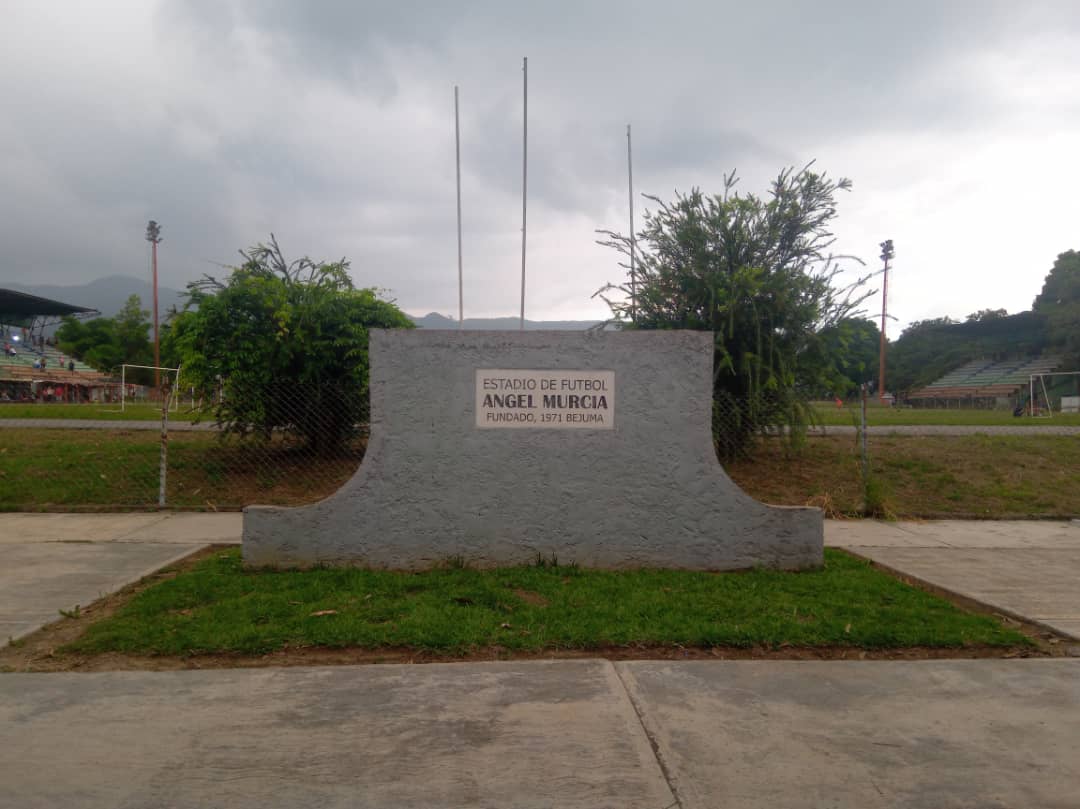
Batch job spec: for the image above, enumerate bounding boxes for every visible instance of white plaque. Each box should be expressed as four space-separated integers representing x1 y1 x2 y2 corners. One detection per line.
475 369 615 429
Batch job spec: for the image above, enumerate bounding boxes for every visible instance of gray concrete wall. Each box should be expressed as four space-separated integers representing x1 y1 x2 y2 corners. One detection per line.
243 330 822 569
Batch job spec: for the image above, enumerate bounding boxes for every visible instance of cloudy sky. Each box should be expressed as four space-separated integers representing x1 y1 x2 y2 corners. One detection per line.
2 1 1078 332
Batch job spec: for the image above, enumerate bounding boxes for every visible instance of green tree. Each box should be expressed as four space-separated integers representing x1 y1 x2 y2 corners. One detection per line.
597 165 872 456
113 295 154 365
966 308 1008 322
817 317 881 397
900 317 958 335
888 312 1048 394
55 295 154 381
172 236 413 453
1034 250 1080 363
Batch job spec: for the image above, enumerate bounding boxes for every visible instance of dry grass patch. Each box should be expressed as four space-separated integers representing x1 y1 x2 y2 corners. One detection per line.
727 434 1080 518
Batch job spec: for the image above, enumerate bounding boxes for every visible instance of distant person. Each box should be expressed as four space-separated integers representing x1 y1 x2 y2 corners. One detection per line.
32 357 41 370
40 356 46 369
68 359 75 372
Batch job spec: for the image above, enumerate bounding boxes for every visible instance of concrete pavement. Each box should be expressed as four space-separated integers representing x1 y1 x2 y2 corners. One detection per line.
0 513 239 644
0 542 201 644
0 660 675 809
0 512 242 545
1 658 1077 808
830 519 1080 640
619 658 1080 809
3 515 1080 806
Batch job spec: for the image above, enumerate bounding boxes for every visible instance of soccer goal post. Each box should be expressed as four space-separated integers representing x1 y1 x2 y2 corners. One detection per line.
120 364 182 413
1028 371 1080 417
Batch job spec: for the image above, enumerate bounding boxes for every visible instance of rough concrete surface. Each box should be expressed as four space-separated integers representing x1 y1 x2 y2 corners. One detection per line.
245 330 822 570
617 659 1080 809
0 542 203 643
829 520 1080 640
1 659 1077 809
827 518 1080 549
0 512 242 545
0 660 675 809
0 513 239 645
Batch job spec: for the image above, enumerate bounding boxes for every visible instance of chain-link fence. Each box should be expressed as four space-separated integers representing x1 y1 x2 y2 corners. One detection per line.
2 384 1077 518
719 387 1080 519
0 382 367 511
708 389 875 517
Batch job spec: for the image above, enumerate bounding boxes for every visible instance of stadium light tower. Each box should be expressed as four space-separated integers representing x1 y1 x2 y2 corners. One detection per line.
145 220 162 388
878 239 895 404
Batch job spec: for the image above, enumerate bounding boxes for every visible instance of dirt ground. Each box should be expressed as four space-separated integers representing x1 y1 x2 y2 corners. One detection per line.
1 545 1070 673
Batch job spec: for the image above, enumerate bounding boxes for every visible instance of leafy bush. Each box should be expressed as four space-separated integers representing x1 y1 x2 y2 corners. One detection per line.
172 236 412 454
598 165 871 458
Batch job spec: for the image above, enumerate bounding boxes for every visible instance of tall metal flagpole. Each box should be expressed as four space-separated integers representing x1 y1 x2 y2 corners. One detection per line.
877 239 895 404
519 56 528 330
627 124 636 322
144 220 162 388
455 85 464 329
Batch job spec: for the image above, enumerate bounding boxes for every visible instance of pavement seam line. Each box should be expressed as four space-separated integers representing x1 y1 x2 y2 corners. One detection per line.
113 513 172 542
608 662 686 809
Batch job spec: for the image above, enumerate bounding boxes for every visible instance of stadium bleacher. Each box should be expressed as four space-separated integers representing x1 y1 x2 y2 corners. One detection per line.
907 356 1062 404
1 288 111 402
0 342 113 401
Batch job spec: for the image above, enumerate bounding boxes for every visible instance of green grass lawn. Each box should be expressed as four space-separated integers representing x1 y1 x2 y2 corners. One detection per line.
64 548 1029 657
811 403 1080 427
8 401 1075 426
2 429 1078 516
0 429 362 510
0 402 197 421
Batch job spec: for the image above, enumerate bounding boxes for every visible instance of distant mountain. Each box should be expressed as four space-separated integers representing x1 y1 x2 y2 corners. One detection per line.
1 277 605 331
4 275 186 319
410 312 603 330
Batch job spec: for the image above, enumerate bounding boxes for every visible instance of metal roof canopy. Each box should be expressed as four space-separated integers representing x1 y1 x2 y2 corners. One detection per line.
0 288 98 328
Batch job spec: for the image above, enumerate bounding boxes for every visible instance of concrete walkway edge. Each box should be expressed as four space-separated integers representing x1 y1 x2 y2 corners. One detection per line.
6 543 208 645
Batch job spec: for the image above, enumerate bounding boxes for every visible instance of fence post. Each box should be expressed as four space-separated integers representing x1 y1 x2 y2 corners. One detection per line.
159 379 171 508
860 383 869 500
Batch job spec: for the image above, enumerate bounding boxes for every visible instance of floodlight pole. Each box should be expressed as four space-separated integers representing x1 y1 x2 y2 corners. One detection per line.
145 220 163 389
627 123 636 322
455 85 464 329
519 56 528 331
877 239 894 404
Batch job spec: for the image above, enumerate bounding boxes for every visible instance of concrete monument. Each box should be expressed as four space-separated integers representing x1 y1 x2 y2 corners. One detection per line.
243 330 822 569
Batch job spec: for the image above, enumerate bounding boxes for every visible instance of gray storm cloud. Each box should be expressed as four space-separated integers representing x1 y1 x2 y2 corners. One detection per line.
1 0 1078 326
